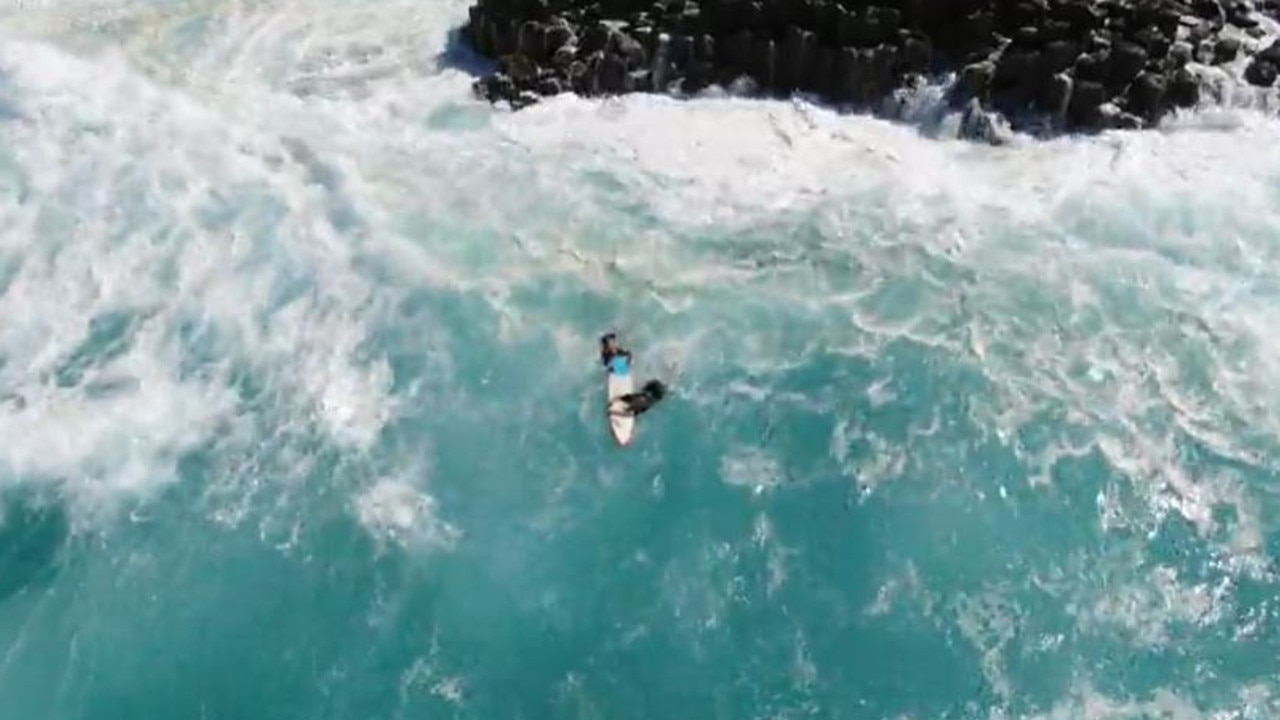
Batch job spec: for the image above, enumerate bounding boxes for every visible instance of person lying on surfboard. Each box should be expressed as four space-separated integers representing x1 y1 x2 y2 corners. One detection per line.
610 379 668 417
601 333 668 417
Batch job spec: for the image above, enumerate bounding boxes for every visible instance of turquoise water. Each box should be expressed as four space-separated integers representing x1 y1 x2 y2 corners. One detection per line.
2 2 1280 718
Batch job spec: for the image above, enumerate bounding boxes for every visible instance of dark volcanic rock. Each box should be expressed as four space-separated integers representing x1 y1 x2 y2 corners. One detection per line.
1131 26 1170 61
992 49 1043 112
1043 39 1081 75
1258 39 1280 65
1053 0 1106 32
1213 36 1241 64
1244 58 1279 86
1168 67 1201 107
459 0 1274 139
1191 0 1225 22
951 60 996 107
1126 70 1167 122
610 28 648 67
1073 49 1113 83
592 50 631 92
1040 71 1074 124
1068 79 1107 127
1109 41 1148 89
902 34 932 74
499 52 539 83
537 75 566 95
1168 40 1194 69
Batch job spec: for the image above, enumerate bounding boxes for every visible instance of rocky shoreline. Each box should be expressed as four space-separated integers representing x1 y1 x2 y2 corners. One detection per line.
458 0 1280 138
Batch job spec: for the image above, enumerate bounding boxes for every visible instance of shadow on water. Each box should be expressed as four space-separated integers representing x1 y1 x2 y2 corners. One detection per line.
434 26 496 78
0 492 69 604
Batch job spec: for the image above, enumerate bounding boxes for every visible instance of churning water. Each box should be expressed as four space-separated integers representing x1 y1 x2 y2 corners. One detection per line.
2 2 1280 718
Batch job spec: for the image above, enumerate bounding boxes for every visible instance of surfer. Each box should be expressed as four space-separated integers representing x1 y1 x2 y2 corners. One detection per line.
600 332 631 373
602 333 667 418
611 379 668 417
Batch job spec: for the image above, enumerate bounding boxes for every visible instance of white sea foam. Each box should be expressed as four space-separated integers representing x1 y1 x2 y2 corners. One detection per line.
0 33 402 526
1015 683 1280 720
719 445 783 494
355 476 460 552
1079 565 1233 648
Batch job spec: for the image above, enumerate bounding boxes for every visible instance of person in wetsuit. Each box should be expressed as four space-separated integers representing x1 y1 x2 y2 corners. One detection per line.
601 333 668 416
600 332 632 370
616 379 667 416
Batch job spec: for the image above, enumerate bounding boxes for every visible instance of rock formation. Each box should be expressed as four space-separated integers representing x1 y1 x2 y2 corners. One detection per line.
459 0 1280 137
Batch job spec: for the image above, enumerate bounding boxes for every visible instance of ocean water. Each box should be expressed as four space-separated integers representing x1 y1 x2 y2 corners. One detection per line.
2 2 1280 718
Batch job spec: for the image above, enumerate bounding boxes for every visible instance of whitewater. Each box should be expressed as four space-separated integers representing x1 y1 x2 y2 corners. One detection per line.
1 0 1279 718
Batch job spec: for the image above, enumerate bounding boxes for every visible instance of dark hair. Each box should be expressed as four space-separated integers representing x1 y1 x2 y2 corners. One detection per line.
644 380 667 400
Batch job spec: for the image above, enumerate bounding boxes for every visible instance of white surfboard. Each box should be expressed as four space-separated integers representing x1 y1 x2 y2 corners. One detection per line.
605 355 636 446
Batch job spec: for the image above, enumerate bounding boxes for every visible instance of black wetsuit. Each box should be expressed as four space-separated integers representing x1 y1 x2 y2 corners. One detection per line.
618 390 655 415
618 380 666 416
